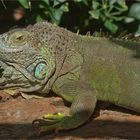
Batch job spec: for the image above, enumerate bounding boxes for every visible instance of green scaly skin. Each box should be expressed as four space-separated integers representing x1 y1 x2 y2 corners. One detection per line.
0 21 140 133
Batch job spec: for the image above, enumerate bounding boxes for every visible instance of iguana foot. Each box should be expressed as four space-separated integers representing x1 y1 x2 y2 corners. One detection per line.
32 113 69 134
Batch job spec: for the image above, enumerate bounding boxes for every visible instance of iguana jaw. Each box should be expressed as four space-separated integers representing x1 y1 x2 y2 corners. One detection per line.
0 60 48 93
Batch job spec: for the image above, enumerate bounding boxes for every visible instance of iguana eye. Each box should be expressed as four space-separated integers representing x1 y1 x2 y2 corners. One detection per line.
8 31 27 46
15 35 25 42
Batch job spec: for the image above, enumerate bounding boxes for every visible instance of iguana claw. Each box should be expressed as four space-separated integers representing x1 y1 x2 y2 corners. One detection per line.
32 113 66 134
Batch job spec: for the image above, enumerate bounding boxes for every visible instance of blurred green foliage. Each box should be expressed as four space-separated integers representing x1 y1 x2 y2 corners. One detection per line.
1 0 140 35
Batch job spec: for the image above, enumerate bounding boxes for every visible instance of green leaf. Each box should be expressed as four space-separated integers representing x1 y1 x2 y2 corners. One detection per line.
92 0 100 10
0 0 6 9
82 0 88 6
74 0 88 5
104 19 118 33
117 0 127 8
60 2 69 12
49 8 63 24
89 10 100 19
53 0 60 7
18 0 30 9
109 0 116 5
53 10 63 23
36 14 44 22
124 17 135 23
58 0 68 2
128 3 140 20
53 0 67 7
74 0 82 2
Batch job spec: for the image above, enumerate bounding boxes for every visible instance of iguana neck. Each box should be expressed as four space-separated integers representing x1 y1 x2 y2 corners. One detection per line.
29 23 81 93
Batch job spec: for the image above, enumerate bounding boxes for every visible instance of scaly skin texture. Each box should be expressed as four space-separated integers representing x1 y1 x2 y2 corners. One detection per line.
0 21 140 133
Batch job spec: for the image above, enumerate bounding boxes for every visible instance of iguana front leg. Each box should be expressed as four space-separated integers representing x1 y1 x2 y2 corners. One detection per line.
33 81 97 133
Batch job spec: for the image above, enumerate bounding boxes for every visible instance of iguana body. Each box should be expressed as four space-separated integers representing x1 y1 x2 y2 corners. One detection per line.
0 22 140 132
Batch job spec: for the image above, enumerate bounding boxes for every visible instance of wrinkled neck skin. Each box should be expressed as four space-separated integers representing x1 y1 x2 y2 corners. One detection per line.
0 22 82 95
27 22 83 94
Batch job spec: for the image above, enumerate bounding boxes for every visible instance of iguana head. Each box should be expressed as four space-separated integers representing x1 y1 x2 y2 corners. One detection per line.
0 22 59 94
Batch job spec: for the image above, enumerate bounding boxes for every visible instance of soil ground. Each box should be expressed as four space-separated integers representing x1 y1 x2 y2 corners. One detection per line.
0 91 140 139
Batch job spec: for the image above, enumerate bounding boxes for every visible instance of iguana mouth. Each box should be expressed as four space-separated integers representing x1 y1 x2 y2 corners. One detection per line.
0 61 10 88
0 60 34 89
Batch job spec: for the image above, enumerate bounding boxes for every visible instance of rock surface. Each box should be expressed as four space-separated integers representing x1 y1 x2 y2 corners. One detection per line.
0 91 140 139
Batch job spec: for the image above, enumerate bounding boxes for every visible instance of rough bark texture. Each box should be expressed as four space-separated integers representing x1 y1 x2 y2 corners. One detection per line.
0 91 140 139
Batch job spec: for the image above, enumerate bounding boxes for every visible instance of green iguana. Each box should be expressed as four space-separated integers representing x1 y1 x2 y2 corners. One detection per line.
0 21 140 133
